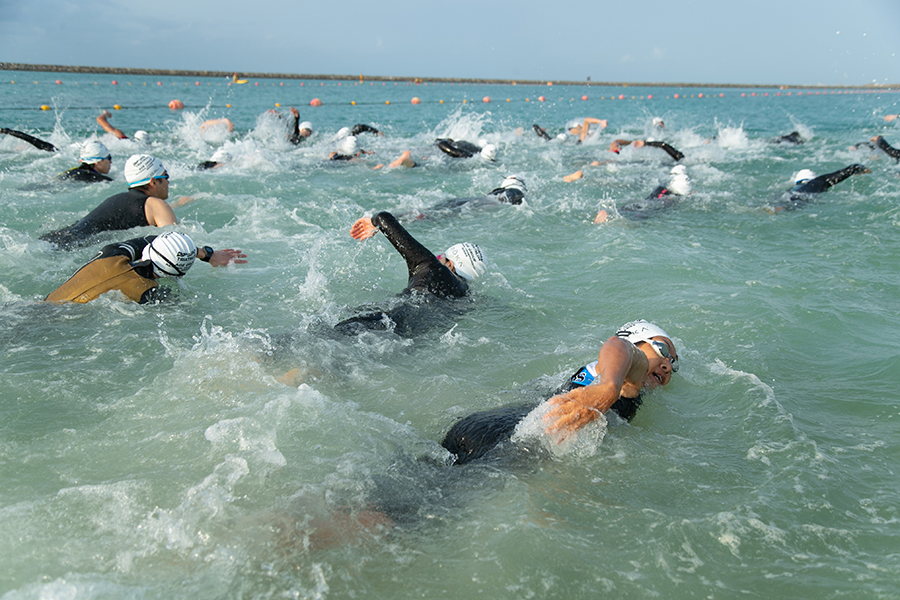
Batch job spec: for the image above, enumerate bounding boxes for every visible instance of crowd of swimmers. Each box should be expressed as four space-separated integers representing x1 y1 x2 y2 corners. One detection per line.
3 104 896 542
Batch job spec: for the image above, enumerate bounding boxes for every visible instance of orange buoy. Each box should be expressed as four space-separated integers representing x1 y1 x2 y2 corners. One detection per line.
538 96 545 102
411 97 421 104
168 99 184 109
581 95 588 101
310 98 322 106
483 96 490 103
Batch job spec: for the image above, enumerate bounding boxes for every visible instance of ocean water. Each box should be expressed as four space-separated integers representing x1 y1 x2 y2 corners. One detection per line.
1 71 900 599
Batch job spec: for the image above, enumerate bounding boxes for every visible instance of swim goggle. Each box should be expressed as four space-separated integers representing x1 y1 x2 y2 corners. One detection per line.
645 339 679 372
153 172 169 180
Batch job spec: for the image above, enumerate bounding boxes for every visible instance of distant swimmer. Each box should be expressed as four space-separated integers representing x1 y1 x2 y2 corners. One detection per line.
533 117 608 143
435 139 498 161
404 176 526 220
594 165 692 223
40 154 184 249
773 164 870 211
773 131 805 144
884 114 899 123
441 320 679 464
96 110 149 142
287 107 312 145
608 139 685 161
45 232 246 304
197 148 232 170
334 211 486 336
57 140 114 183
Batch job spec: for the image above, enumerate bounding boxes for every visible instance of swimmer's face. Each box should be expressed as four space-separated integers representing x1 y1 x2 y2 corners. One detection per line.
94 157 112 174
638 336 678 389
437 254 455 274
299 128 312 138
568 125 583 135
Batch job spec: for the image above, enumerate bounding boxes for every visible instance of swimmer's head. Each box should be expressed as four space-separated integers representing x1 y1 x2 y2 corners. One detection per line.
616 319 679 373
336 135 358 156
133 130 150 143
793 169 816 185
141 232 196 278
480 144 498 162
210 148 232 163
652 117 665 129
124 154 167 188
79 140 110 165
335 127 351 140
668 165 691 195
298 121 312 136
555 133 568 142
442 242 486 281
500 175 526 193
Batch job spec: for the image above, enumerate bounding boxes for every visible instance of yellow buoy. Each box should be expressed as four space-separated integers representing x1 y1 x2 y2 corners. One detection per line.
351 101 356 105
385 100 390 105
40 105 51 111
275 103 281 107
226 104 232 108
113 105 122 110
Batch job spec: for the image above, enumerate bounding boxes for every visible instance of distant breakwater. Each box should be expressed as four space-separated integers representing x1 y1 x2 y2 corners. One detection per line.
2 63 896 90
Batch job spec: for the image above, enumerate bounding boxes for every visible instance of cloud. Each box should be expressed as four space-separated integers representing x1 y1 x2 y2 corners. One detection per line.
652 47 665 59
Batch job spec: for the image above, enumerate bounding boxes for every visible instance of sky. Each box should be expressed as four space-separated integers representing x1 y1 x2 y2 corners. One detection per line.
1 0 899 86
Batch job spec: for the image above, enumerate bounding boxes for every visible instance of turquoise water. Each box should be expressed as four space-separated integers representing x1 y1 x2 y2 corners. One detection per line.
2 71 900 599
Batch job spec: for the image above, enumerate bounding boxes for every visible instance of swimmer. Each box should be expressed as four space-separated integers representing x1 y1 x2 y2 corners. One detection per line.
884 114 899 123
201 118 235 133
773 131 805 145
287 107 312 145
96 110 130 140
334 212 486 335
40 154 188 249
773 163 871 211
608 139 684 161
435 139 498 161
403 176 526 219
57 140 114 183
197 148 232 170
45 232 246 304
441 319 679 464
652 117 665 130
594 165 692 223
568 117 608 143
328 135 372 161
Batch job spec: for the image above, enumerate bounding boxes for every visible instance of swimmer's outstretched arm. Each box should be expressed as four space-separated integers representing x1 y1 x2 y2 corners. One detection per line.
578 117 607 143
97 111 127 139
872 136 900 162
202 247 248 267
543 337 648 436
1 128 57 152
350 217 378 240
645 140 685 161
821 163 870 188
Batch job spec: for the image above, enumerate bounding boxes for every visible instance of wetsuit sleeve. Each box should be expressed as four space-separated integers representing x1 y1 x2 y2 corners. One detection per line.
95 236 153 261
644 141 684 161
1 128 57 152
350 124 380 136
645 185 670 199
288 113 303 145
874 137 900 162
819 164 869 189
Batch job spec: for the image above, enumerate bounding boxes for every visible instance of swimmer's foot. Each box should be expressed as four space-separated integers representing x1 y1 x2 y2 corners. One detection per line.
389 150 416 168
564 170 583 183
276 367 304 387
594 210 609 224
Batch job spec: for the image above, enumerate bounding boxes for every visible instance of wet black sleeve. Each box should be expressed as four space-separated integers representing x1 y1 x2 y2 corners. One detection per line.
436 139 479 158
533 124 552 141
288 114 302 145
820 164 869 189
644 141 684 161
350 124 380 136
95 236 154 261
875 137 900 162
1 128 57 152
371 211 467 297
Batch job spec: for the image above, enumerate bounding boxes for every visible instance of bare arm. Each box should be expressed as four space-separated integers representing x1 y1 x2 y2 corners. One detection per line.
199 247 248 267
144 197 177 227
543 337 648 435
97 111 127 139
579 118 607 143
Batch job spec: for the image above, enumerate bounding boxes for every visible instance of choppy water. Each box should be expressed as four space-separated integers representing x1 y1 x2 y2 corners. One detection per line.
2 71 900 599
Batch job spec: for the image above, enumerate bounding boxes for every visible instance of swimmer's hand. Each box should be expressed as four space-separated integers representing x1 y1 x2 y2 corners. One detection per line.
209 249 248 267
884 114 899 122
543 381 618 439
350 217 377 240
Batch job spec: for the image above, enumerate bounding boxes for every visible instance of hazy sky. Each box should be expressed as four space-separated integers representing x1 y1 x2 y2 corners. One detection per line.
2 0 899 86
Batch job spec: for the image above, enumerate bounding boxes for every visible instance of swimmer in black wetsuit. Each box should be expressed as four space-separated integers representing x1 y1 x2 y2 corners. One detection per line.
441 320 679 464
608 139 684 161
1 132 114 183
773 163 870 211
773 131 805 144
44 232 246 304
287 107 313 145
594 165 692 223
870 136 900 162
334 211 486 336
404 176 527 220
1 128 58 152
40 154 180 249
435 139 498 161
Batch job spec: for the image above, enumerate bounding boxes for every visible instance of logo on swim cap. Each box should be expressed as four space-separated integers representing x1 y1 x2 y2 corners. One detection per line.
616 319 672 345
500 175 526 193
444 242 486 281
125 154 167 188
79 140 110 164
141 232 196 278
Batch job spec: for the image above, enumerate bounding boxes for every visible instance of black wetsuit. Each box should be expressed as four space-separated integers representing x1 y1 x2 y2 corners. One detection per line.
436 139 482 158
774 131 804 144
57 163 113 183
44 236 163 304
1 128 57 152
350 124 381 136
40 188 151 249
334 211 469 335
416 187 524 218
441 363 642 465
617 185 679 220
288 114 309 145
533 124 552 141
874 137 900 162
644 141 684 161
197 161 221 170
783 163 869 206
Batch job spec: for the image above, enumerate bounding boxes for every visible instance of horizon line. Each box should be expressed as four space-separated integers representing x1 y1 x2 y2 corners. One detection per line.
2 63 898 90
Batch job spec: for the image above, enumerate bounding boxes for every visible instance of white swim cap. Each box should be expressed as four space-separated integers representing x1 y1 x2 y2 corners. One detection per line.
298 121 312 132
444 242 486 281
337 135 358 156
480 144 498 161
652 117 664 127
133 130 149 143
500 175 526 193
124 154 167 188
210 148 232 163
141 232 196 278
616 320 672 345
555 133 568 141
79 140 110 164
668 167 692 196
794 169 816 184
335 126 351 139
